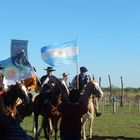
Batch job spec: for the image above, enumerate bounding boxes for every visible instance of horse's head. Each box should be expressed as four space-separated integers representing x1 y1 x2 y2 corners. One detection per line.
52 79 68 101
15 82 30 105
83 80 103 98
3 82 30 107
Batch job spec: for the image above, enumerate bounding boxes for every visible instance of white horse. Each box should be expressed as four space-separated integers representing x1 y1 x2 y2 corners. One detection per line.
80 80 103 140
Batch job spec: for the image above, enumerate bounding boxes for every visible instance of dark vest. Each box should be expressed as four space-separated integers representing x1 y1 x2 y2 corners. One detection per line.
40 75 58 92
78 75 89 90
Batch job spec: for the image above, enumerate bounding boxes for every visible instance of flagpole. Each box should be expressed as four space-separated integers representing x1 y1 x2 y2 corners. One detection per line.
31 67 42 87
76 37 79 89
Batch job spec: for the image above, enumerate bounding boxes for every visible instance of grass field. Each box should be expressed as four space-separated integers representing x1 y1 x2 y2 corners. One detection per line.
20 88 140 139
21 111 140 140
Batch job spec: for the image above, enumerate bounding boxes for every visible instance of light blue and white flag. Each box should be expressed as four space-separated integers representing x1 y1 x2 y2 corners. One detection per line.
41 40 78 67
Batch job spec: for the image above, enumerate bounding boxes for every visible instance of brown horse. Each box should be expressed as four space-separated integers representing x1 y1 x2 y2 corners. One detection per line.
1 82 29 118
15 75 39 123
16 92 33 123
33 79 67 140
80 80 103 140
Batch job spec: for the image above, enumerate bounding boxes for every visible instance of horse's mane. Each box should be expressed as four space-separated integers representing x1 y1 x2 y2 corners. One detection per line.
53 79 67 97
83 80 103 98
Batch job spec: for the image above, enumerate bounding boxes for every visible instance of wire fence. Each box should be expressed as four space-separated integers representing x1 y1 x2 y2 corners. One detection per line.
100 96 140 115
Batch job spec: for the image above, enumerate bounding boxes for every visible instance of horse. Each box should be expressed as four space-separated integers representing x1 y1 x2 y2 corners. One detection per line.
33 79 67 140
1 82 30 119
15 75 40 123
80 79 103 140
16 92 34 123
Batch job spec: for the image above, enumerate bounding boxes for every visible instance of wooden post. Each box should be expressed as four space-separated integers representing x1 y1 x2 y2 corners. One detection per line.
92 74 95 80
120 76 124 107
112 96 116 114
108 75 112 103
139 99 140 114
128 101 131 114
99 77 101 87
102 96 106 114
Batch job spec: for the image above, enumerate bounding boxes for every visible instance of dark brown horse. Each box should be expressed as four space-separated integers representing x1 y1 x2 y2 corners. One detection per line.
33 79 67 140
16 92 33 123
1 82 29 118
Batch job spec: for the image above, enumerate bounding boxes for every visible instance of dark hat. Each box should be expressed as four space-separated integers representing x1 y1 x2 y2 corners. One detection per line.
0 64 4 70
62 72 69 77
69 89 80 103
80 66 88 72
44 66 55 71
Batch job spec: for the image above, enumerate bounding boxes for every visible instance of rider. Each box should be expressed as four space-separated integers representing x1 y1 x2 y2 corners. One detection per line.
40 66 58 93
57 89 87 140
71 66 102 117
71 66 91 91
0 65 7 95
61 72 70 96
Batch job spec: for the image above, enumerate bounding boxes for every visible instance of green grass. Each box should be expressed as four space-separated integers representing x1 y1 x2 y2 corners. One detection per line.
21 112 140 140
93 114 140 138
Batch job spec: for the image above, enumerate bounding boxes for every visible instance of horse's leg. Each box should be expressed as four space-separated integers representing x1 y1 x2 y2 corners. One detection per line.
48 117 53 134
34 114 39 140
88 113 94 138
38 116 44 136
43 117 51 140
82 113 90 140
32 114 35 132
88 100 94 139
54 118 60 140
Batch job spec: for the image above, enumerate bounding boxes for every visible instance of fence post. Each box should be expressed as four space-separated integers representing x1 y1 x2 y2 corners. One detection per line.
128 101 131 114
112 96 116 114
102 96 106 113
99 77 101 87
108 75 112 103
120 76 124 107
139 99 140 114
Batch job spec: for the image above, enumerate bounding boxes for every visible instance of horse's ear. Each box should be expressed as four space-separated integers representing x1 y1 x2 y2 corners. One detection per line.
15 80 19 85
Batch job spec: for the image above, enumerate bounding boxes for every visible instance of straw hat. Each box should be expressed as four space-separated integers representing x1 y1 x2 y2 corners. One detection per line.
62 72 69 77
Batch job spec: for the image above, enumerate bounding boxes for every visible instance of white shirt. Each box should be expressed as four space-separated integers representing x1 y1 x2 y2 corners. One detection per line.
62 80 69 95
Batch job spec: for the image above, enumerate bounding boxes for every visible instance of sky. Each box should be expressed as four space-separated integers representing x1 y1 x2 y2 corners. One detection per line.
0 0 140 88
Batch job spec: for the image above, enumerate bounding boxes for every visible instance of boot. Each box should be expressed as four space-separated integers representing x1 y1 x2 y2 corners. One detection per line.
96 112 102 117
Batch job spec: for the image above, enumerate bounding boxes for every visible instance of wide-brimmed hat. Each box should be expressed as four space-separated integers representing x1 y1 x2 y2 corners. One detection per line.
62 72 69 77
80 66 88 72
0 64 4 70
44 66 55 71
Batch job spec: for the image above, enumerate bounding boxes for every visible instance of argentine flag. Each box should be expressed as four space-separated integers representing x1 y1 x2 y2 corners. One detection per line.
41 40 78 67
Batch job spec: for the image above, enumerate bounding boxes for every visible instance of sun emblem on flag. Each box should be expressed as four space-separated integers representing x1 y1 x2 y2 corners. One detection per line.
54 49 66 57
5 66 19 79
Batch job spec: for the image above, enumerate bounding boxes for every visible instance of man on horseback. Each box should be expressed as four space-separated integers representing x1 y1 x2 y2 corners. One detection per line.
0 64 8 95
72 66 102 117
71 66 91 91
61 72 70 95
40 66 58 93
